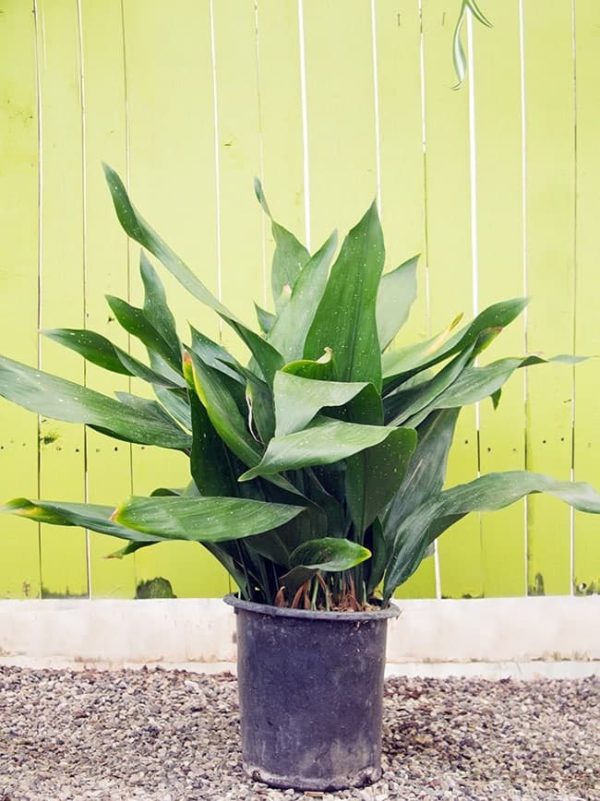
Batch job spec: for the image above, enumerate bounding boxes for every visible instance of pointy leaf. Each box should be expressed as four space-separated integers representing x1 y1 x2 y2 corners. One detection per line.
376 256 418 351
140 251 180 348
42 328 183 388
254 178 311 308
386 343 477 427
113 495 306 543
304 203 385 389
106 295 181 372
152 386 192 430
382 315 463 385
431 354 585 410
281 348 334 380
267 232 337 362
383 409 460 542
105 165 283 383
189 351 261 469
239 417 401 481
1 499 159 544
273 371 370 436
189 327 245 385
383 298 527 384
255 303 276 335
0 356 191 450
289 537 371 572
383 471 600 601
103 164 233 318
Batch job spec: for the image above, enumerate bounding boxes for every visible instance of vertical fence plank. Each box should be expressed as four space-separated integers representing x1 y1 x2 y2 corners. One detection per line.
37 0 88 598
302 0 377 244
474 1 527 597
256 0 306 272
573 0 600 597
523 0 575 596
80 0 136 598
212 1 265 346
122 0 227 598
0 2 41 598
421 1 482 598
374 1 436 599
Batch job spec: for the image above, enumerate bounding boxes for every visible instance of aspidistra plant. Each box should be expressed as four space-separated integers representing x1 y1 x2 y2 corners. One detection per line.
1 165 599 609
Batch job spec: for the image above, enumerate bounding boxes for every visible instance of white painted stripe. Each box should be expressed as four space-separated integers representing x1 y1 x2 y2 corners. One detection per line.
297 0 311 250
370 0 382 211
208 0 224 311
518 0 530 596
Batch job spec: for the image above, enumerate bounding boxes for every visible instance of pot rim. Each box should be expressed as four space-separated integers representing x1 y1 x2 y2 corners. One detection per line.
224 593 400 621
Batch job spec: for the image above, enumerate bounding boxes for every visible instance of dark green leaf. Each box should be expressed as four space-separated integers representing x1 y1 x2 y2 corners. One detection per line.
386 343 477 427
290 537 371 572
431 354 585 410
268 232 337 362
255 303 276 335
106 295 181 373
254 178 311 309
383 408 460 542
239 417 400 481
365 519 388 595
152 386 192 430
189 327 245 385
189 389 238 497
383 299 527 383
383 471 600 601
1 498 159 544
140 251 180 348
114 495 306 543
278 566 317 598
273 371 370 436
103 164 233 318
345 427 417 533
0 356 191 450
304 203 385 390
189 351 261 469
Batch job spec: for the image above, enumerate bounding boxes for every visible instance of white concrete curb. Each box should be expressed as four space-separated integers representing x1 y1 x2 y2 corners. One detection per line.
0 596 598 671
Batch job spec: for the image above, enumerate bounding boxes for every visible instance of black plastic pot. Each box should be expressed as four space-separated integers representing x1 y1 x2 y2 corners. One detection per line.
225 594 399 791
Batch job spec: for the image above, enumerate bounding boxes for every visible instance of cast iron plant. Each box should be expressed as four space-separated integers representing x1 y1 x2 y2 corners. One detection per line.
1 166 599 608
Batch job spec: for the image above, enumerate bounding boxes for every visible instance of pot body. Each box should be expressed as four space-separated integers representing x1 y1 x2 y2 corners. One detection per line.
225 595 398 791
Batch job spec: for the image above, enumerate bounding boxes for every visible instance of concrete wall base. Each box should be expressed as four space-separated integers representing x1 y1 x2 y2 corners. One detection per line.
0 596 598 668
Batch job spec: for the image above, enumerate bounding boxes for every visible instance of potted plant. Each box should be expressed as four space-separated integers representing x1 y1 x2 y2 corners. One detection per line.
1 166 599 791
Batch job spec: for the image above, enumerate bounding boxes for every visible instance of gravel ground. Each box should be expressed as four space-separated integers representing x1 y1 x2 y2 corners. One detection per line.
0 667 598 801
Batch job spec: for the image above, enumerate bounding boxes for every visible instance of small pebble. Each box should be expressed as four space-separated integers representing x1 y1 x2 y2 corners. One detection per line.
0 667 597 800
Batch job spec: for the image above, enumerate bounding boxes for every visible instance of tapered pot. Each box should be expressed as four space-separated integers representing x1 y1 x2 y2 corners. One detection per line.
225 595 399 791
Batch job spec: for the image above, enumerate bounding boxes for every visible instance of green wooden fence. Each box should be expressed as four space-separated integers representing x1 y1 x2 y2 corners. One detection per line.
1 0 598 599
